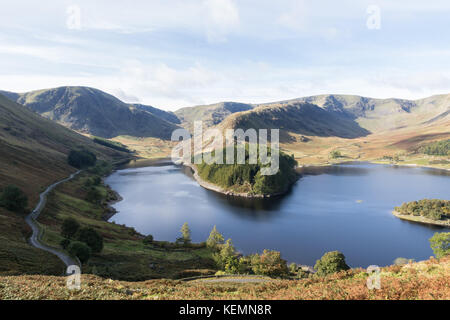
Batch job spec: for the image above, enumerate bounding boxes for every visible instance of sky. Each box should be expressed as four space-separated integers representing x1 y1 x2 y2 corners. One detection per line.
1 0 450 111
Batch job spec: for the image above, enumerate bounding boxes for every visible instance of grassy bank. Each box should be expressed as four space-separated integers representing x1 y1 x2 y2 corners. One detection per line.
35 169 216 281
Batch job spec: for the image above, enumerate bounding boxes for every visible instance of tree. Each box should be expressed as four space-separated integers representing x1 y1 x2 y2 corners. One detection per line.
429 232 450 259
61 217 80 239
60 239 71 250
0 185 28 212
250 249 288 277
86 187 102 204
206 225 224 250
314 251 350 276
92 176 101 186
77 227 103 253
143 234 154 244
68 241 91 263
289 262 298 274
213 239 236 269
67 149 97 169
180 222 191 245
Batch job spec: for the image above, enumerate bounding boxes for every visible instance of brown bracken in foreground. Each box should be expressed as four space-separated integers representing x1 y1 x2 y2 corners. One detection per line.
0 256 448 300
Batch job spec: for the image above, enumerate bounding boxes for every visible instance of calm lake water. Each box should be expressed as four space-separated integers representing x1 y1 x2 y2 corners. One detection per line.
105 162 450 268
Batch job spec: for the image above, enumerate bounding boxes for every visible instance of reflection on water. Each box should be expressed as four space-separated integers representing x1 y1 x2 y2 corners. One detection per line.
105 162 450 267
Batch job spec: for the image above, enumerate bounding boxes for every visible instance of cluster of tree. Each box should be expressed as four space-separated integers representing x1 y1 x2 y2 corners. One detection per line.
395 199 450 221
382 154 400 162
206 225 350 278
0 185 28 213
329 150 343 159
419 139 450 156
92 137 131 153
196 145 298 195
67 149 97 169
60 217 104 263
87 160 113 176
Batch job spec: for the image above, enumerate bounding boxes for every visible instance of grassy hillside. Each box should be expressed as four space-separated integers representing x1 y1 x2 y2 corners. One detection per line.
220 102 370 140
2 87 180 139
35 170 216 281
0 93 129 276
1 256 448 299
132 104 180 124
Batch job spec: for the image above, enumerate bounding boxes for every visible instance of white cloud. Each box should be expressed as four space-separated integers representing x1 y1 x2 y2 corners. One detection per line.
204 0 240 42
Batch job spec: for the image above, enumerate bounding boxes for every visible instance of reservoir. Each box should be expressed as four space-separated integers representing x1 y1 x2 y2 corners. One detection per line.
105 162 450 268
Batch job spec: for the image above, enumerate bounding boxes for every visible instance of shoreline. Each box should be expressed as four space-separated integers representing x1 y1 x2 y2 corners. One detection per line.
183 162 290 198
298 159 450 172
392 211 450 228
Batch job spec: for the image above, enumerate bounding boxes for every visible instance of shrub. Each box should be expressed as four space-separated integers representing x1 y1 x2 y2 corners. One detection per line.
297 268 309 279
60 239 71 249
0 185 28 212
67 149 97 169
61 217 80 239
393 257 414 265
86 187 102 204
68 241 92 263
143 235 154 244
429 232 450 259
250 249 288 277
289 262 298 273
314 251 350 276
92 176 101 186
77 227 104 253
330 150 342 159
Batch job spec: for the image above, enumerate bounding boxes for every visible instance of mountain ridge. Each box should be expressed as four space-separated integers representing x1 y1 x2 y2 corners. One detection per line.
1 86 181 139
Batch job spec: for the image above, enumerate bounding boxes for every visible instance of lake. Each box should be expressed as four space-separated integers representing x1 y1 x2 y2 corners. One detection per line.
105 162 450 268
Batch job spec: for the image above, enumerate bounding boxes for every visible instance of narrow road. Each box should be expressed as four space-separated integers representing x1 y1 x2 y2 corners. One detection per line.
25 170 81 270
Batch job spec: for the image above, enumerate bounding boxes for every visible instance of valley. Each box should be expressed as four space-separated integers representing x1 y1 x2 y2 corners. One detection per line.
0 87 448 299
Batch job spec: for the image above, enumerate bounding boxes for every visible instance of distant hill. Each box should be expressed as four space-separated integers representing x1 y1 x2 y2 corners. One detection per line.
174 94 450 136
219 102 370 139
174 102 254 131
269 94 450 132
1 87 180 139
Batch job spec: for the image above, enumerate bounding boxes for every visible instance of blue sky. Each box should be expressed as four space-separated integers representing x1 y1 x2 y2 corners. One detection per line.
1 0 450 110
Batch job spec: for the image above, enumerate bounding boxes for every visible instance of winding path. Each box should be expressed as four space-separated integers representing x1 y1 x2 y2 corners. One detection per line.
25 170 81 270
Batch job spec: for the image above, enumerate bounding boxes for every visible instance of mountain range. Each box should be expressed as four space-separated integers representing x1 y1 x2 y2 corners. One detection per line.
1 86 449 144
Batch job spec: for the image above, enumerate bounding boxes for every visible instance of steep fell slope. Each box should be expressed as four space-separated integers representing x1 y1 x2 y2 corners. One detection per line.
0 93 128 276
2 87 180 139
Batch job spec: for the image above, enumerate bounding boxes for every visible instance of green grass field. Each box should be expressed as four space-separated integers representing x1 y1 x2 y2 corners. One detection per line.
36 172 217 281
